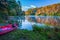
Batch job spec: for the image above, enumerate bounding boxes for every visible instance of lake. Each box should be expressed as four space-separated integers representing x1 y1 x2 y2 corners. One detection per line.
9 16 60 30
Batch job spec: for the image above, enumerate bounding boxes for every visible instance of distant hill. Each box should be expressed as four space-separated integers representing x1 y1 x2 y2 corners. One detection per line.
25 3 60 16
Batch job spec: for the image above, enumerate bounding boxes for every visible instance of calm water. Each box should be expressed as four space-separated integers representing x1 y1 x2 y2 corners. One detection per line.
9 16 60 30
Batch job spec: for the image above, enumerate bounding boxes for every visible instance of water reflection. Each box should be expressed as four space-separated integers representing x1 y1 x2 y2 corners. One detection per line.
20 20 33 30
27 16 60 27
9 16 60 30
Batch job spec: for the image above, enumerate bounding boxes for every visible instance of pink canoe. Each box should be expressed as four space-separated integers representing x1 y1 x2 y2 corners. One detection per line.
0 24 18 35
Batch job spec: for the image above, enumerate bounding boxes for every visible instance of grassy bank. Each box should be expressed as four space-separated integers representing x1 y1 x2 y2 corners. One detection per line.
0 26 60 40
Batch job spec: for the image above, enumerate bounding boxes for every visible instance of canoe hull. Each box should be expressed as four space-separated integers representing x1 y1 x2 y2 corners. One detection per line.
0 24 17 35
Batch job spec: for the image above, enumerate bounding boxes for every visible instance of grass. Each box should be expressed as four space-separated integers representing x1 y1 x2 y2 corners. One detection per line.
0 25 60 40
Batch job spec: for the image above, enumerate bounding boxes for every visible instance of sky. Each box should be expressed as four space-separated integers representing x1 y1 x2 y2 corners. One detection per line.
16 0 60 11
